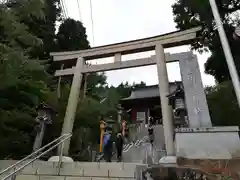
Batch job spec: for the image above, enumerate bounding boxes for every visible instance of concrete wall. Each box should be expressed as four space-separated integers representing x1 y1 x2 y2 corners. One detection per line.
175 126 240 159
0 161 140 180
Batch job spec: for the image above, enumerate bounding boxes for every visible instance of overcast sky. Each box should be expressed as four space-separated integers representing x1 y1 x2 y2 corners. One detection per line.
65 0 215 87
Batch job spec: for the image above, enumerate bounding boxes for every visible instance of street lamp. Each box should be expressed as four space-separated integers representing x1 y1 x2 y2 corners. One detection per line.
167 83 187 127
33 103 56 152
209 0 240 108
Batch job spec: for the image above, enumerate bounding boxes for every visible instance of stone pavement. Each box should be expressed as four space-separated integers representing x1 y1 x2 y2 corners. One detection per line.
122 125 166 163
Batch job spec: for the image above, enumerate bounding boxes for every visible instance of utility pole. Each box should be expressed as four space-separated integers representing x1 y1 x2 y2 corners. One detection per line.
209 0 240 108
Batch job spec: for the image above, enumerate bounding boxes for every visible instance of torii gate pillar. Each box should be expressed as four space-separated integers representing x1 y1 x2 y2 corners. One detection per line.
155 44 175 155
60 58 83 155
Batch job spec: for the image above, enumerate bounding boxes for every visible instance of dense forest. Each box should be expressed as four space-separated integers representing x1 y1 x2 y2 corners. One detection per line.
0 0 239 160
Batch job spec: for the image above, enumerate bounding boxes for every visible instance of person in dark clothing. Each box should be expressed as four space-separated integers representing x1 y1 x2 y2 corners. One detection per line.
103 132 113 162
120 123 129 144
148 117 155 145
148 126 154 145
124 127 129 143
116 132 124 162
149 116 155 126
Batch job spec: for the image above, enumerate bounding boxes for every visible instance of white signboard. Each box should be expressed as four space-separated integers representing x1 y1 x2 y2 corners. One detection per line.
136 111 145 121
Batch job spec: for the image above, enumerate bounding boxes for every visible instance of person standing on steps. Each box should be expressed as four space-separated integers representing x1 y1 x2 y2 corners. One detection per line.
124 126 129 143
148 116 155 146
103 131 113 162
121 120 129 144
148 116 155 126
116 132 124 162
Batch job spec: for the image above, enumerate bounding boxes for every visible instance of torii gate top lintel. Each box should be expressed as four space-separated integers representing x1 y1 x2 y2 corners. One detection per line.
50 26 201 61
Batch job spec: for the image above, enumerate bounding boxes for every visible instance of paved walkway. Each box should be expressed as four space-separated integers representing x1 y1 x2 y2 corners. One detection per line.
122 125 166 163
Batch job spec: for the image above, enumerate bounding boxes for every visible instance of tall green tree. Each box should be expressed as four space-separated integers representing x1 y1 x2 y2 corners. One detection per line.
206 81 240 126
56 18 90 51
172 0 240 83
0 0 51 159
22 0 62 60
55 18 107 100
86 72 108 100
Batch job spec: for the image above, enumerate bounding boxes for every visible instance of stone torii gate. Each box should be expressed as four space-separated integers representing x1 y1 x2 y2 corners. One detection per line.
50 26 212 157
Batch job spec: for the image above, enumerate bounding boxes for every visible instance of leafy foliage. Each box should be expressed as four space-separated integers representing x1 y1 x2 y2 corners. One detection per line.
172 0 240 127
206 81 240 126
23 0 62 60
172 0 240 82
0 0 51 159
85 72 108 100
56 18 90 51
55 18 107 99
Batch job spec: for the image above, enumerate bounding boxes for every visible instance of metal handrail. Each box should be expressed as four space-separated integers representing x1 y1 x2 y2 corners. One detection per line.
1 133 72 180
0 133 69 175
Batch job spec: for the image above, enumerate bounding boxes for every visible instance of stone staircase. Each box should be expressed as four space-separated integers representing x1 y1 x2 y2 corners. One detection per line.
0 124 166 180
0 160 144 180
123 125 166 164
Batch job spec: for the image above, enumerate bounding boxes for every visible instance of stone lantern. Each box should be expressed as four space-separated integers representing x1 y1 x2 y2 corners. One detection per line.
167 83 187 127
33 103 56 152
117 104 124 123
105 118 116 133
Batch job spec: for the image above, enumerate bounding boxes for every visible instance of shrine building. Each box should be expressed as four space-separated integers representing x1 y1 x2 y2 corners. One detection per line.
120 81 183 124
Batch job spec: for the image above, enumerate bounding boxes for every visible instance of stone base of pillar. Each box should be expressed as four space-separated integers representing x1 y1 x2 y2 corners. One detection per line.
175 126 240 159
48 156 74 162
159 156 177 166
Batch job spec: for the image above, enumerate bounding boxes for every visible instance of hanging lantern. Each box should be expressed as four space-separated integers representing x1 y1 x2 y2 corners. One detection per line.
173 84 186 115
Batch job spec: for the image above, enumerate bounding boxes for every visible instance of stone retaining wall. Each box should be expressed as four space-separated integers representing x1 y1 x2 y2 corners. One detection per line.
177 157 240 178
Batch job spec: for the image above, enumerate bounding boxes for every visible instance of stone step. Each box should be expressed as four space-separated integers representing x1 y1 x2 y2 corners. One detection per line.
16 175 136 180
0 161 144 180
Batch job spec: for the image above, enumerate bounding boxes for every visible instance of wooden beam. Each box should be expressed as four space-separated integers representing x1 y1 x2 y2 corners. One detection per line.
50 27 201 61
54 52 190 77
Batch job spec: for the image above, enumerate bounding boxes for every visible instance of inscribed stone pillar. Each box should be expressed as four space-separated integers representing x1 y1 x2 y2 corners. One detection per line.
155 43 175 156
179 52 212 127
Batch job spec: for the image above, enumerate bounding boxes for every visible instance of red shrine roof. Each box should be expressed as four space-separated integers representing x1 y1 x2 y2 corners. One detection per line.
121 81 182 101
